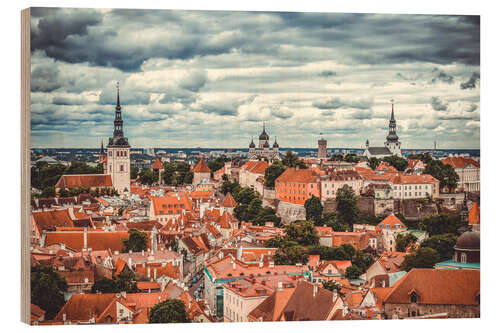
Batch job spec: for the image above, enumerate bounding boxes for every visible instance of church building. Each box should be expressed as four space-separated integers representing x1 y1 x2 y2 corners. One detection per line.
248 122 280 161
363 103 402 159
102 83 131 194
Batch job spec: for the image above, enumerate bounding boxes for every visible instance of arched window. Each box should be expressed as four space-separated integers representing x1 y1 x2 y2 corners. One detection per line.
461 252 467 263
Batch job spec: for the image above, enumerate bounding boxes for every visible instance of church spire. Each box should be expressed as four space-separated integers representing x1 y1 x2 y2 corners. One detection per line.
116 82 121 111
100 139 104 154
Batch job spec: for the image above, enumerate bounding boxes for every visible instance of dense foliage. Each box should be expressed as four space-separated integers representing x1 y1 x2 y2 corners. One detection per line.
424 159 459 191
148 299 191 323
282 150 307 169
162 162 193 186
138 168 159 185
122 229 148 253
31 265 68 319
336 185 360 226
420 233 457 261
305 195 323 225
91 270 139 294
401 247 440 271
395 233 418 252
418 214 462 236
264 161 286 188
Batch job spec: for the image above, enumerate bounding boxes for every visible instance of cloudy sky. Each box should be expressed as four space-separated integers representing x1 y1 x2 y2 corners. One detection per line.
30 8 480 149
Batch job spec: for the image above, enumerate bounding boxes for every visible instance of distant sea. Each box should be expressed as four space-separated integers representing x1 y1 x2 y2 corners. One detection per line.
32 147 480 157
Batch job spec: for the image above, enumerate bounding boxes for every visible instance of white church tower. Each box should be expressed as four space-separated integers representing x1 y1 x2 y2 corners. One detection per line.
106 83 131 194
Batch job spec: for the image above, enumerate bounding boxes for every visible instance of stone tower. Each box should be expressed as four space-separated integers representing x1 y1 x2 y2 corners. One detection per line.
106 83 131 194
318 134 327 159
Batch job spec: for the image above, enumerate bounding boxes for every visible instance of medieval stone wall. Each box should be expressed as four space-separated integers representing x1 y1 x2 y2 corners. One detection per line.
276 201 306 224
384 302 480 319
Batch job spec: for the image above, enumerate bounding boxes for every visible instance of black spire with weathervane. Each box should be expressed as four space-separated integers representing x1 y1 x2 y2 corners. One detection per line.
386 102 399 143
259 121 270 141
108 82 130 147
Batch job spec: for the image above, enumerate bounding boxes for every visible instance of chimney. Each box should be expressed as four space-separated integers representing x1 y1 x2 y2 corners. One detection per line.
142 250 144 256
269 261 274 268
147 266 151 279
232 262 236 270
277 282 283 291
62 313 67 322
237 246 242 261
313 284 318 297
259 261 263 268
127 257 132 269
332 289 338 302
120 291 127 299
83 227 88 250
61 243 66 250
154 268 157 280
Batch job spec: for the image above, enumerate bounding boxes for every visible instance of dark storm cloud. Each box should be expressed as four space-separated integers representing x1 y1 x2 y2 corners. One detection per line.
31 64 61 92
98 87 150 105
464 103 478 113
159 90 197 105
430 96 448 111
460 72 480 89
313 97 373 110
31 10 480 72
350 109 373 120
318 70 336 77
431 68 454 84
52 96 86 105
195 95 257 116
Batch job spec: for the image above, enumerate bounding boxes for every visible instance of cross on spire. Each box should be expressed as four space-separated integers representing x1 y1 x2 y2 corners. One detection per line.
116 82 121 110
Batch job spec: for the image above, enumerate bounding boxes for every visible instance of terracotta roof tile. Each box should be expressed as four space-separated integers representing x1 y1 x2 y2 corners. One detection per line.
55 174 112 188
193 159 211 173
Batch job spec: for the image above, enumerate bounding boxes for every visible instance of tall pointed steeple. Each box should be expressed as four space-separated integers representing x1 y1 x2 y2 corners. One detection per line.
100 139 105 154
386 100 399 143
109 81 130 147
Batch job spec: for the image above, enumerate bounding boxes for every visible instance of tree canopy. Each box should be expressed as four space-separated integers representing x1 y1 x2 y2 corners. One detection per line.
418 214 462 236
91 270 138 294
264 161 286 188
395 233 418 252
424 159 459 191
420 233 457 261
282 150 307 169
138 168 158 185
401 247 440 271
305 195 323 225
336 185 360 226
148 299 190 323
382 155 408 171
122 229 148 253
161 162 193 186
31 265 68 319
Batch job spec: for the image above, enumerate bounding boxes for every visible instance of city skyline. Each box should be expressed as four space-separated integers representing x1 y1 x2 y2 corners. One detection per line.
30 9 480 149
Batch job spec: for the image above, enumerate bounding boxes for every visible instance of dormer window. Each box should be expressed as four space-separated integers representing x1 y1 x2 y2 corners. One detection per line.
410 291 419 303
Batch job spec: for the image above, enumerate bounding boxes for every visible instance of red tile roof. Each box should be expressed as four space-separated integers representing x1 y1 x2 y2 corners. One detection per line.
151 195 193 216
384 268 480 305
442 156 480 169
44 231 152 252
468 202 480 224
32 209 74 233
151 159 164 170
221 192 237 208
193 159 211 173
276 168 319 184
55 174 113 188
378 215 406 229
392 173 439 185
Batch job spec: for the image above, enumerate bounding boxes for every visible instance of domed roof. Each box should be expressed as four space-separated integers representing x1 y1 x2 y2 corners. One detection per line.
273 140 279 148
386 132 399 142
455 231 480 250
249 138 256 148
263 140 270 148
259 122 269 141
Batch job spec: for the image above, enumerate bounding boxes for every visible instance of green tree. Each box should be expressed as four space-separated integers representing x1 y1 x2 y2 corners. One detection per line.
264 161 286 188
246 198 263 221
395 233 418 252
122 229 148 253
322 280 344 297
282 150 306 169
148 299 190 323
344 154 361 163
131 166 140 179
418 214 462 236
401 247 440 271
274 244 308 265
285 220 319 246
408 152 433 164
382 155 408 171
345 265 363 279
424 159 459 192
31 265 68 319
420 233 457 261
368 157 381 170
138 169 159 185
321 212 349 232
91 277 119 293
305 195 323 225
335 185 359 227
351 251 375 272
41 186 56 198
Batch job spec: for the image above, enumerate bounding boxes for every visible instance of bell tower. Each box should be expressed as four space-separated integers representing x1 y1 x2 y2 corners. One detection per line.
106 82 131 194
384 101 401 156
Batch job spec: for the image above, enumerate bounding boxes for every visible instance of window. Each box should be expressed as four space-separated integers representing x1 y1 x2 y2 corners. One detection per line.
461 252 467 263
410 291 419 303
120 165 124 172
109 151 112 157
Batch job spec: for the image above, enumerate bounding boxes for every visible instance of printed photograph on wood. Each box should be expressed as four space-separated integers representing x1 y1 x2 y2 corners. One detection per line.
26 8 480 324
